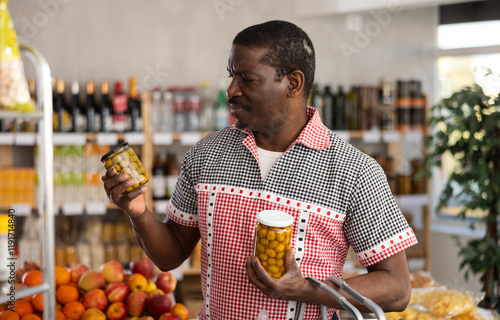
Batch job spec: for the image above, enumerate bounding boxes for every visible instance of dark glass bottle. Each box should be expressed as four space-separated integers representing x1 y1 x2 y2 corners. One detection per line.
128 77 141 132
85 80 97 132
54 79 68 132
69 80 81 132
334 85 347 130
100 80 112 132
323 85 334 129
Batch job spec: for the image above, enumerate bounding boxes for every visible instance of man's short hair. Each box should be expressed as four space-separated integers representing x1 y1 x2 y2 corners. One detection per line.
232 20 316 102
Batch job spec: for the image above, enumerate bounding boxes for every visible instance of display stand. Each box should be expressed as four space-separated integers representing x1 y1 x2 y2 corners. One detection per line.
0 44 55 318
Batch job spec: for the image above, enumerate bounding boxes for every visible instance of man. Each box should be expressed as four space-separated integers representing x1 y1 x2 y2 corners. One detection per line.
103 20 416 320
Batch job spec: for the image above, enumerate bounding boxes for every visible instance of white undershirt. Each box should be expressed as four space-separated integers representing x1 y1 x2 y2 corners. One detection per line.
256 146 284 180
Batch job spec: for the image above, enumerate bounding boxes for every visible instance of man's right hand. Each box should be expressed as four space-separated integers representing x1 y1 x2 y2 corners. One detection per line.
102 167 147 218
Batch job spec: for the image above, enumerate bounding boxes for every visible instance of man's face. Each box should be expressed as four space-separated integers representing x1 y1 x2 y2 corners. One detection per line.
226 44 291 134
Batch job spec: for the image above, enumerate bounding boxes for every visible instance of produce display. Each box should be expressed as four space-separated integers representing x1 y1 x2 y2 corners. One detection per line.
1 259 188 320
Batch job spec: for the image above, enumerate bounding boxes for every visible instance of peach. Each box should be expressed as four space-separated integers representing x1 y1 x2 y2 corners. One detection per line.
78 270 105 293
100 260 124 283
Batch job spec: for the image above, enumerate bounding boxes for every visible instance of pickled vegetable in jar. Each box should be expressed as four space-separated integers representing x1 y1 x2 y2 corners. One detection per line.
100 142 149 194
254 210 294 279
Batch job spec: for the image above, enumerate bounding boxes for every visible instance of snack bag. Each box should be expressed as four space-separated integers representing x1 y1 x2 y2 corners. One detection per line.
417 288 485 319
0 0 35 111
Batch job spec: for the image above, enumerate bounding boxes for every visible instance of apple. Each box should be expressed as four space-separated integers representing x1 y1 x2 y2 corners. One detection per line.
82 288 108 311
100 260 124 283
138 317 154 320
147 289 164 298
129 258 154 280
127 273 148 292
69 264 89 283
81 307 107 320
155 272 177 294
158 313 181 320
105 282 130 303
78 270 105 293
125 291 148 317
106 301 128 320
146 293 172 319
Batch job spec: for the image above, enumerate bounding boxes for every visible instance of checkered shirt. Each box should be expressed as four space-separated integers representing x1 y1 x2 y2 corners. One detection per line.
166 106 417 320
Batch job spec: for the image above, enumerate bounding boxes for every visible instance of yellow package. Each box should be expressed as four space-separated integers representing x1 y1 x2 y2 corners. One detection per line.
0 0 35 111
418 288 483 319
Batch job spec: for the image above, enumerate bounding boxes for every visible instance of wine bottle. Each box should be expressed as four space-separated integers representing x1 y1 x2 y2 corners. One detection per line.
54 79 68 132
323 85 334 129
128 77 141 132
152 152 167 200
85 80 97 132
113 81 128 132
100 80 112 132
334 85 347 130
69 80 81 132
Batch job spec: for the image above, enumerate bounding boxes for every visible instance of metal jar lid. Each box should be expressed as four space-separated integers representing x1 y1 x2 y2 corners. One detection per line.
256 210 293 228
100 142 129 162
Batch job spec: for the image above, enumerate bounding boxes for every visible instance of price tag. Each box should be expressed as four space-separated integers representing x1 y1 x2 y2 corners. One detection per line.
124 132 145 145
153 132 174 145
10 204 32 216
53 133 86 145
62 202 84 215
86 202 107 215
382 130 400 143
333 130 350 142
15 132 36 145
180 132 201 146
96 133 118 146
0 133 14 145
362 129 381 143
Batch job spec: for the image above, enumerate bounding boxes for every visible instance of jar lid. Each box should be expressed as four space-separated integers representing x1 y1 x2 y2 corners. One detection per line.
100 142 129 162
256 210 293 227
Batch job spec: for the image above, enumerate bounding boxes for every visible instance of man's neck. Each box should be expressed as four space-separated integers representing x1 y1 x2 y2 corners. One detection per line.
254 109 309 152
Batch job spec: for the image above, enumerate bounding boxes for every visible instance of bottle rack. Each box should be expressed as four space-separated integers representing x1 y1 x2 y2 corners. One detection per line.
0 44 56 318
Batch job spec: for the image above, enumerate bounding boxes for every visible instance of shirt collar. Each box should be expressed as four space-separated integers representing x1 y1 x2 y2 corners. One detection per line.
231 106 331 151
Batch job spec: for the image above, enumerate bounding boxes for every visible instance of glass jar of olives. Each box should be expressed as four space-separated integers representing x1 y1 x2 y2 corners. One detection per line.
100 142 149 194
254 210 294 279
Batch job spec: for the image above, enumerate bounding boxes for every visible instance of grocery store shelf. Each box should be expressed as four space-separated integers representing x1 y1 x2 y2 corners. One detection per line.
0 110 44 119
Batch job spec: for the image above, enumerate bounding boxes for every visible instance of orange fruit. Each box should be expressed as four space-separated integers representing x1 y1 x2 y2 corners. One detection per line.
0 305 6 311
171 303 189 320
30 293 43 312
13 301 33 317
20 315 41 320
56 285 79 305
0 310 20 320
62 301 85 320
21 270 43 287
55 310 67 320
66 282 78 290
55 266 71 287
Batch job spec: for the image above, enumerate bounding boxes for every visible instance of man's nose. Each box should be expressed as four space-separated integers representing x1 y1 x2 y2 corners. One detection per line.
226 78 242 99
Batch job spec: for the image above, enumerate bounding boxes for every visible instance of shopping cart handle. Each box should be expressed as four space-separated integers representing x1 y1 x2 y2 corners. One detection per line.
325 275 386 320
305 277 364 320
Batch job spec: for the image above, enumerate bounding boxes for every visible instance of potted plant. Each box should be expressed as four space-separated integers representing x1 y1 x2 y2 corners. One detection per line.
422 66 500 311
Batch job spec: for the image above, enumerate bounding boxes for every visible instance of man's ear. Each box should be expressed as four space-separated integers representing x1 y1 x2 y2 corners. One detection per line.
287 70 305 99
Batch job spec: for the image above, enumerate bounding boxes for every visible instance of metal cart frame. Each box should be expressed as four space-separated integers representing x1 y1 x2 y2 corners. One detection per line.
0 44 55 318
